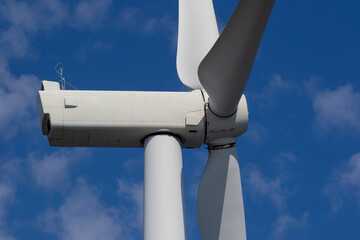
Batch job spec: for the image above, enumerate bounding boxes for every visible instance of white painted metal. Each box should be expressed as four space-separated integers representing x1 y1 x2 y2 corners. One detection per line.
197 142 246 240
37 81 205 148
41 80 61 91
203 92 248 145
38 81 250 148
144 135 185 240
177 0 219 90
198 0 276 116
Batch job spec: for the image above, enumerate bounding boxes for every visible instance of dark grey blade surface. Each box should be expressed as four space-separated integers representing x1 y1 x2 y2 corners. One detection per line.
198 0 276 117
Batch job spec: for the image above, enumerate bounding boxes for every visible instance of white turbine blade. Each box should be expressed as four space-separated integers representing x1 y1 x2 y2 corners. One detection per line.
144 135 185 240
198 0 276 116
176 0 219 90
197 146 246 240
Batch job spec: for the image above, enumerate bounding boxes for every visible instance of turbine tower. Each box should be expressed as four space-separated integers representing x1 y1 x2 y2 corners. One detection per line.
37 0 275 239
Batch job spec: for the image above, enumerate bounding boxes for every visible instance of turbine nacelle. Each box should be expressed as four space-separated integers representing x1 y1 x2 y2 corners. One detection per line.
38 80 248 148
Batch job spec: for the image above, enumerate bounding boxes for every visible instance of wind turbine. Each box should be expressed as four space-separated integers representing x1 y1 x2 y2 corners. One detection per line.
37 0 275 239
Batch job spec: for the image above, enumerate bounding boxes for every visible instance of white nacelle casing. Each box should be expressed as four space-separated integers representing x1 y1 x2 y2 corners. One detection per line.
38 81 205 148
37 81 248 148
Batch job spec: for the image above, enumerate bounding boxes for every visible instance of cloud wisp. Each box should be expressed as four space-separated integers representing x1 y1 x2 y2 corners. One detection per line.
117 179 144 233
0 0 114 61
0 183 15 240
115 7 177 48
247 74 297 106
272 213 308 238
1 0 112 33
71 0 112 28
39 179 123 240
243 151 309 238
29 149 90 190
245 151 297 210
0 61 39 138
0 158 19 240
116 7 176 33
324 152 360 213
0 0 68 60
245 164 289 210
312 85 360 132
244 122 269 143
37 177 146 240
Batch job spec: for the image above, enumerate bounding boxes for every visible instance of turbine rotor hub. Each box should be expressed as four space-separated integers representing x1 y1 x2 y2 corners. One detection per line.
203 92 249 146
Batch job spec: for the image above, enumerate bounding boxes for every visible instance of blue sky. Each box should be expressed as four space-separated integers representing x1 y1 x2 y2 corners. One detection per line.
0 0 359 239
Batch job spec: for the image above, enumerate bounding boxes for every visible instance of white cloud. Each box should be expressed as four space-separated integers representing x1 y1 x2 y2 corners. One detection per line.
0 181 15 240
0 61 39 137
247 74 296 105
0 159 22 183
245 165 288 209
116 7 143 29
272 213 308 238
122 158 143 173
0 0 68 59
244 122 269 143
0 231 15 240
244 152 297 209
0 0 112 61
244 157 309 238
339 153 360 190
75 40 114 61
313 85 360 131
116 7 176 33
0 0 68 32
91 41 113 50
30 149 90 190
30 152 71 190
1 0 113 32
0 28 29 59
324 152 360 212
71 0 112 28
0 158 21 230
40 179 123 240
115 7 176 47
273 151 297 170
269 74 294 90
117 179 143 231
0 182 14 219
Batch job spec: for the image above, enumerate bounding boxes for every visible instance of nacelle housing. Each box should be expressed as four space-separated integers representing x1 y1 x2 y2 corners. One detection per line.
37 81 248 148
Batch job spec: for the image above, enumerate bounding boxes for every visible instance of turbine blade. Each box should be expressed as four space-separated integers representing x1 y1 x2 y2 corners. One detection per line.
197 145 246 240
177 0 219 90
198 0 276 116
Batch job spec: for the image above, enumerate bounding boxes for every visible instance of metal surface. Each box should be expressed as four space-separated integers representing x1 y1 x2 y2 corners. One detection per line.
198 0 276 116
37 81 205 148
204 93 248 145
144 135 185 240
197 142 246 240
177 0 219 90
